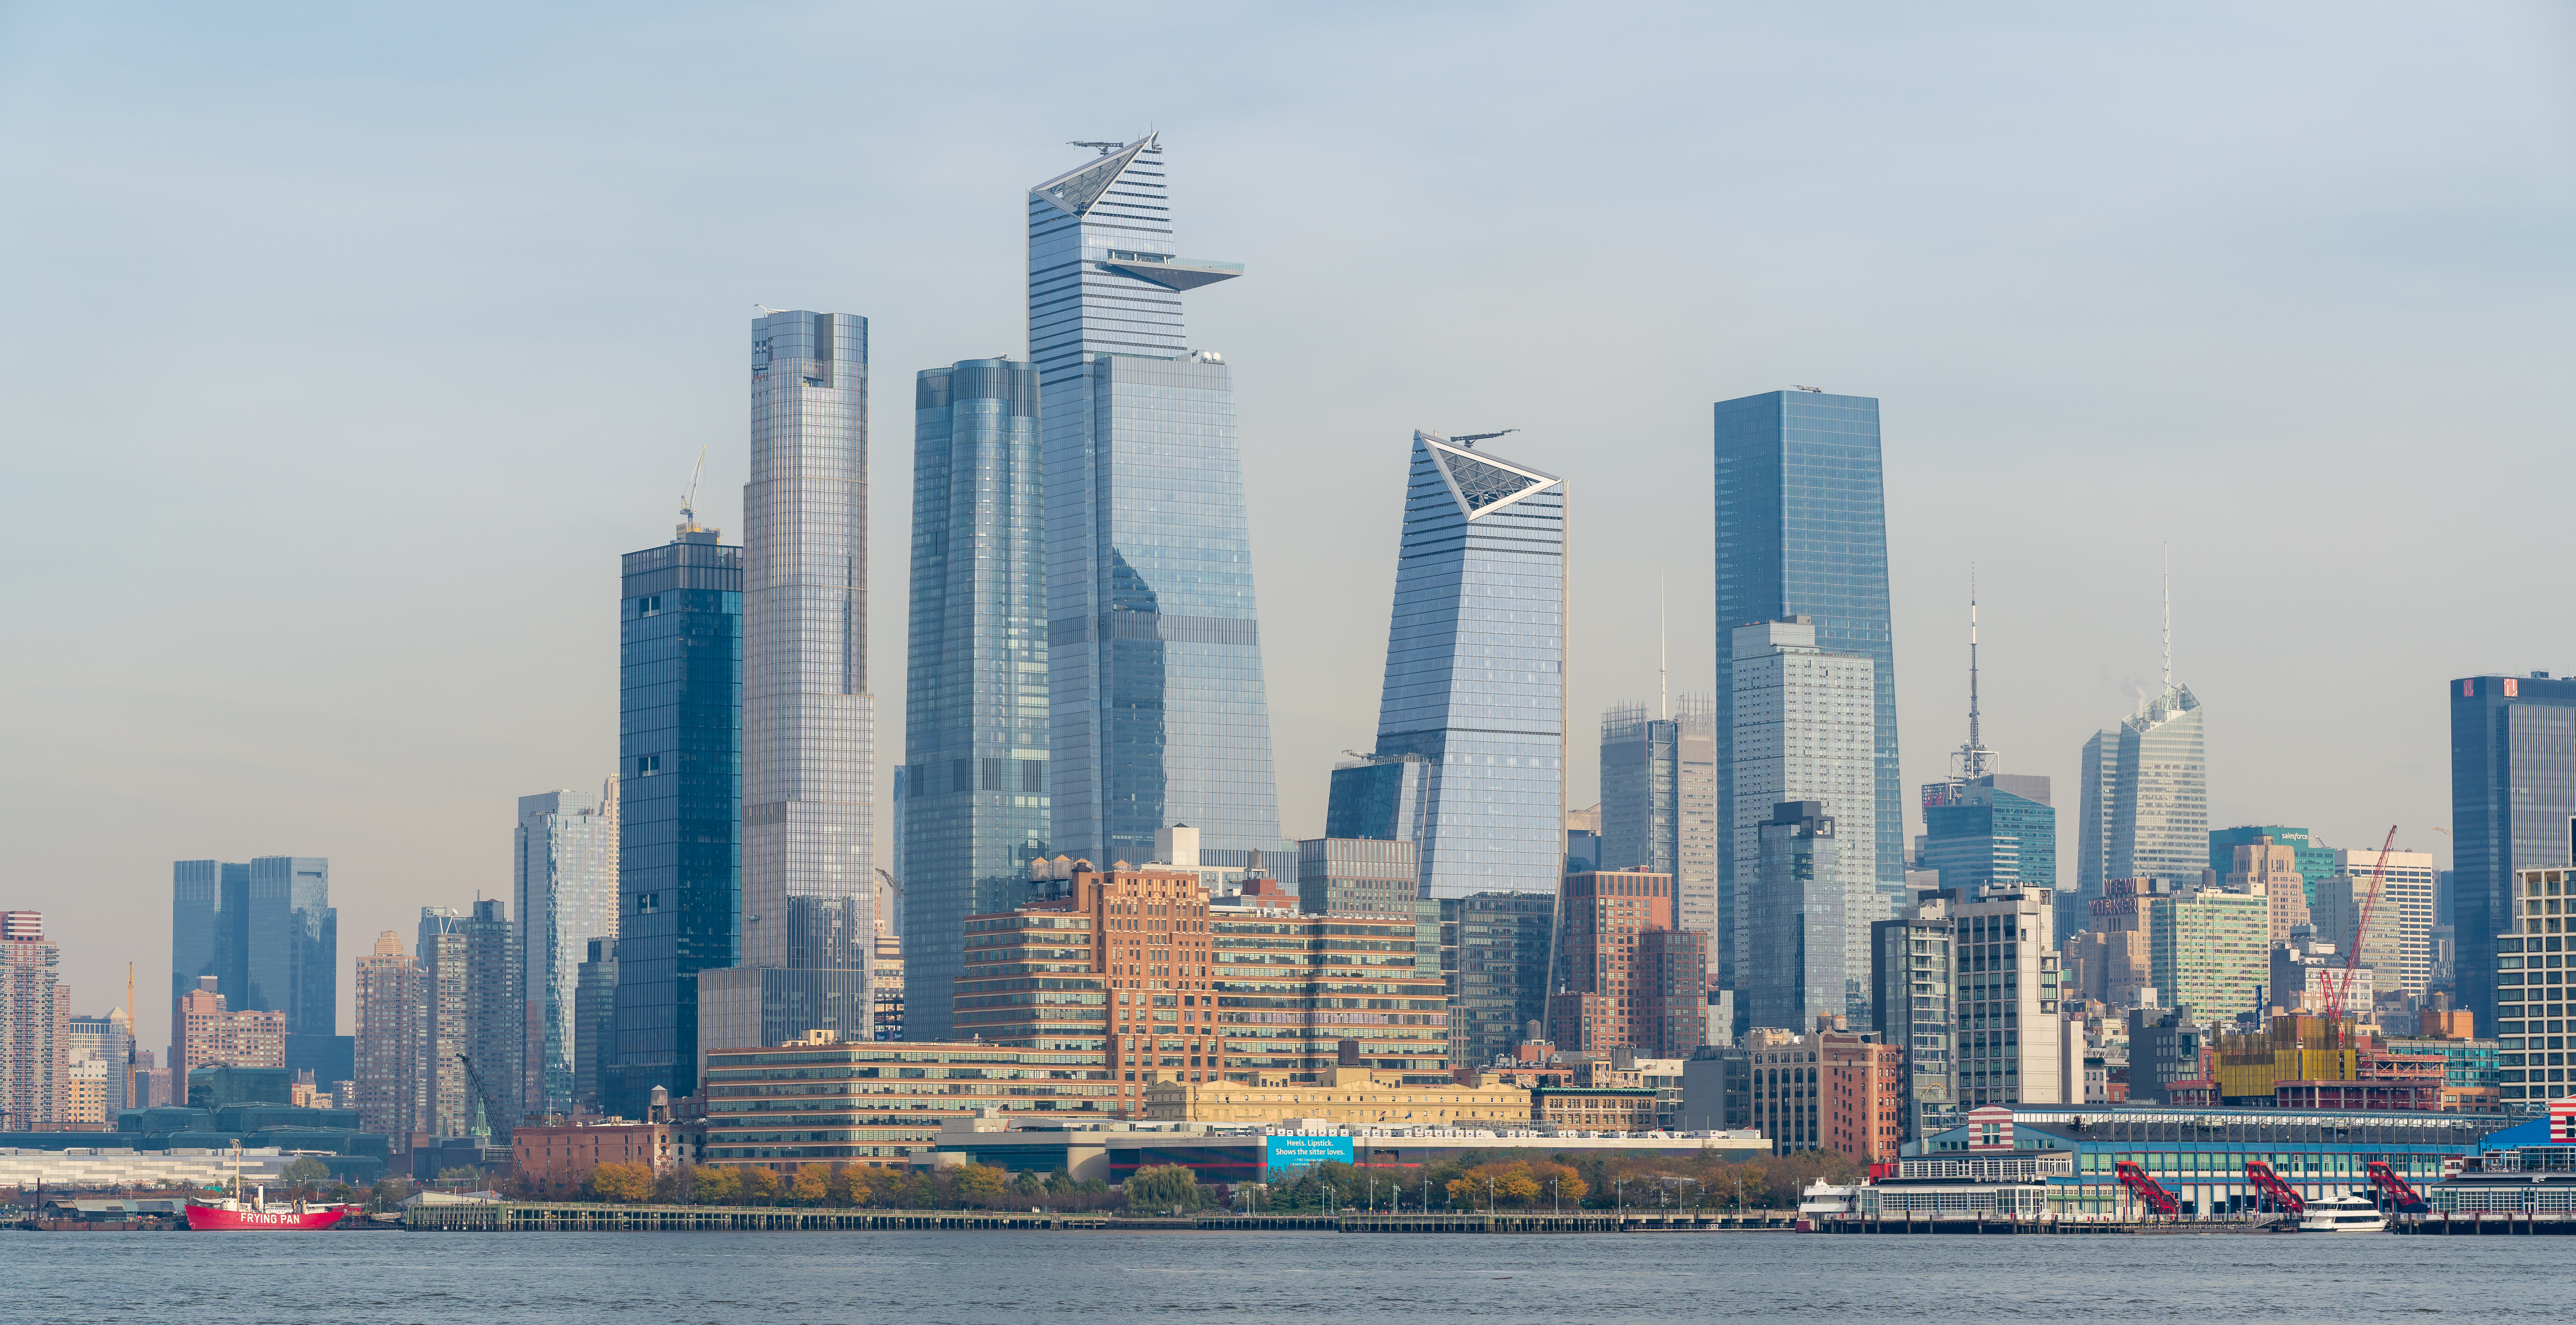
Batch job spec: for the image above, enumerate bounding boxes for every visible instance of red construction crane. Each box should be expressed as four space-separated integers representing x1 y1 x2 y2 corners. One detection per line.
2244 1160 2306 1215
2322 826 2400 1039
2365 1160 2429 1214
2115 1160 2179 1218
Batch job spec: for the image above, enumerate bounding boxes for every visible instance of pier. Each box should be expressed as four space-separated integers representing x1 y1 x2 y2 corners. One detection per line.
400 1203 1803 1233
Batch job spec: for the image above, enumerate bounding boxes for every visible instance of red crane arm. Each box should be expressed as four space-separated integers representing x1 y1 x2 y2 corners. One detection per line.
2324 826 2400 1028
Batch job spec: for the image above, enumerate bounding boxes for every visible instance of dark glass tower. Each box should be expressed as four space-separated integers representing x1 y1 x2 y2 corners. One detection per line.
1712 390 1901 992
2450 672 2576 1035
169 857 334 1064
1029 134 1284 872
902 357 1047 1041
609 524 741 1117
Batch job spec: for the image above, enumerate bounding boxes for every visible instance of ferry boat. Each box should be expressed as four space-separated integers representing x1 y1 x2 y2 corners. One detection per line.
2296 1191 2387 1233
184 1143 354 1231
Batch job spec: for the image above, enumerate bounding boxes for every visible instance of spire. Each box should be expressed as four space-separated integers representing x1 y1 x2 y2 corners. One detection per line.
1658 572 1668 720
1952 568 1994 781
2161 543 2173 699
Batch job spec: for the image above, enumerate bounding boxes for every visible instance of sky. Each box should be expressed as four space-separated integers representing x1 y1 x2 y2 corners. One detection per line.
4 3 2571 1057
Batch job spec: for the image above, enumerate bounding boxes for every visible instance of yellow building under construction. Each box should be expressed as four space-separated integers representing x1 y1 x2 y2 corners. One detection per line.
2215 1014 2364 1103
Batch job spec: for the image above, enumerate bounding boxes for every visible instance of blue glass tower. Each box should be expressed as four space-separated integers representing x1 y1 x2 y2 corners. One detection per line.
903 357 1048 1041
169 858 334 1058
1030 135 1283 870
1712 390 1902 991
1368 430 1566 898
2450 672 2576 1035
609 522 741 1117
1919 774 2055 897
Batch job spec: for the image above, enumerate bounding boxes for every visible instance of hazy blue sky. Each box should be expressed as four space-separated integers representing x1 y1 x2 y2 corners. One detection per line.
5 3 2570 1052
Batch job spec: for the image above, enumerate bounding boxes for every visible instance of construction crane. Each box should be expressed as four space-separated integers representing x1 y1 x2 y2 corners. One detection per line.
680 446 707 528
2114 1160 2179 1218
1069 140 1125 155
1448 429 1518 450
2244 1159 2306 1216
2364 1159 2429 1214
2322 826 2400 1039
453 1054 512 1144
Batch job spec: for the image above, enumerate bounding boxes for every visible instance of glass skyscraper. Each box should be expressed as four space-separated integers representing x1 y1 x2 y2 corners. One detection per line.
902 357 1047 1041
1029 135 1283 872
514 782 618 1118
169 857 334 1063
2108 687 2206 882
732 309 874 1039
610 521 741 1117
2450 672 2576 1034
1918 774 2055 899
1712 390 1902 994
1367 430 1566 899
1599 695 1720 961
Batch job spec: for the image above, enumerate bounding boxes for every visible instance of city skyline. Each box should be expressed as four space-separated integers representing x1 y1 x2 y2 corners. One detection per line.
10 8 2568 1055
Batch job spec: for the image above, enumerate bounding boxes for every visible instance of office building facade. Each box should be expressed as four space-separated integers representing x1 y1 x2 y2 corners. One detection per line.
1919 773 2054 899
1443 891 1556 1068
2224 837 2313 944
1546 870 1693 1056
2310 847 2437 997
1325 752 1431 845
2073 730 2120 936
1951 886 2062 1108
1730 619 1877 1003
2496 864 2575 1104
739 308 876 1024
1711 389 1903 993
515 783 618 1118
1295 838 1419 918
1872 889 1957 1141
168 857 336 1071
1743 801 1848 1035
2148 888 2267 1022
1030 136 1283 874
2208 825 2334 907
2451 673 2576 1034
1600 696 1719 963
573 939 615 1113
611 522 741 1117
903 357 1048 1041
0 911 69 1127
1360 430 1566 899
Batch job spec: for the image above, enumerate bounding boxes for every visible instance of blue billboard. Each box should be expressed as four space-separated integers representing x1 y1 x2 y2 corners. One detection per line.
1264 1134 1355 1176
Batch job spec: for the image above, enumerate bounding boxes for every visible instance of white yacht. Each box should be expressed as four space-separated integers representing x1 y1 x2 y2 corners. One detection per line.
2297 1191 2387 1233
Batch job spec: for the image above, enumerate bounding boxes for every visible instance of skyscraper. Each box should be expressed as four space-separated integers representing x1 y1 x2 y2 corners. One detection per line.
0 911 69 1127
2109 687 2207 882
1029 135 1284 873
902 357 1048 1041
2310 846 2437 997
1712 389 1902 993
1919 775 2054 899
2450 672 2576 1034
739 304 875 979
1742 801 1846 1034
420 901 515 1137
1600 696 1720 962
1730 618 1876 1015
1366 430 1567 899
354 930 421 1139
168 857 334 1075
2073 728 2120 929
610 516 741 1115
514 783 618 1118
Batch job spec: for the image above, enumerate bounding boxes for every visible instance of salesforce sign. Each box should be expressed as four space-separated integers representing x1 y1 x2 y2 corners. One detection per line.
1264 1134 1355 1176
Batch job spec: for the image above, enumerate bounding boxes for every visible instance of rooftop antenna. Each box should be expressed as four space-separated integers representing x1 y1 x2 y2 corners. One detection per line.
2160 543 2173 700
1449 429 1519 450
1658 572 1669 720
1951 567 1994 782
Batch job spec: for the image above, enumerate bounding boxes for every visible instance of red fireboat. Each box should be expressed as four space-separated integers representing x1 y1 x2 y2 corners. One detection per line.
184 1142 355 1230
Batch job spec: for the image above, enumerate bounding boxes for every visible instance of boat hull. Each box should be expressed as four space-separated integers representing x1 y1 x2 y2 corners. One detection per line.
185 1204 351 1231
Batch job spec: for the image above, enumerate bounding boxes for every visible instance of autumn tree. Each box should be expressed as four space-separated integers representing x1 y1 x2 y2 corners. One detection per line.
790 1164 830 1205
827 1166 873 1208
693 1167 741 1204
1123 1163 1205 1212
582 1162 653 1203
741 1166 781 1205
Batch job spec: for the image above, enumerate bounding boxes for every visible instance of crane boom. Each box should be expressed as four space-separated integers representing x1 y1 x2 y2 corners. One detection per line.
2322 826 2399 1036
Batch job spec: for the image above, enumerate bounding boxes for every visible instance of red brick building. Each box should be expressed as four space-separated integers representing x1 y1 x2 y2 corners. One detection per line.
1820 1028 1903 1166
1545 871 1709 1058
512 1119 703 1186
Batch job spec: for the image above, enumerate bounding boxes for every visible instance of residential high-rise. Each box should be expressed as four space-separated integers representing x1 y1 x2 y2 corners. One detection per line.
0 911 69 1126
420 901 516 1138
1600 696 1719 965
515 783 618 1118
1030 135 1283 874
2450 673 2576 1034
573 938 615 1112
610 518 741 1116
733 307 875 1049
1952 886 2062 1108
1730 619 1877 1011
902 357 1048 1042
1919 775 2055 898
2310 846 2437 997
1361 429 1567 900
173 975 284 1071
1871 889 1957 1141
1295 838 1419 918
66 1011 131 1122
2496 863 2571 1106
1546 870 1695 1055
353 930 422 1139
2073 729 2120 932
1442 891 1556 1068
1712 389 1903 993
169 857 335 1072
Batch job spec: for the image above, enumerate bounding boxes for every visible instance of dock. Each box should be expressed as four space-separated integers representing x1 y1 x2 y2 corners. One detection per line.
400 1204 1801 1233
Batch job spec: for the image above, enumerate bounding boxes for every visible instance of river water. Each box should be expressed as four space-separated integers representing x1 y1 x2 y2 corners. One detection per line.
6 1229 2560 1322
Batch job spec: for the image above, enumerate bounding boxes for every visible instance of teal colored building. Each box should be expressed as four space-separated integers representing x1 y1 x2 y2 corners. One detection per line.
1920 774 2054 901
2209 825 2335 905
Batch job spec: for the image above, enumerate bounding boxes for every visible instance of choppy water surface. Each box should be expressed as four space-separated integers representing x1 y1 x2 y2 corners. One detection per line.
5 1229 2559 1322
